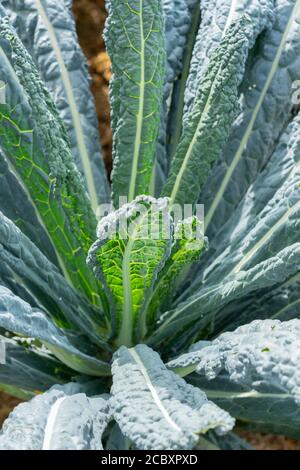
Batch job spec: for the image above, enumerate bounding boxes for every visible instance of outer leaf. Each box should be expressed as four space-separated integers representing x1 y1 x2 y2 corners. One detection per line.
106 423 131 450
0 286 111 376
0 335 73 392
0 150 58 265
0 17 101 304
164 2 201 168
201 109 300 274
88 196 173 346
190 372 300 439
0 383 110 450
0 262 39 308
185 103 300 300
0 210 109 345
0 8 56 257
162 17 259 207
155 0 200 187
111 344 234 450
3 0 110 210
105 0 166 206
194 322 300 391
201 0 300 237
149 244 300 349
199 138 300 286
0 383 35 401
175 320 300 438
184 0 275 118
213 275 300 334
162 0 198 104
155 128 300 349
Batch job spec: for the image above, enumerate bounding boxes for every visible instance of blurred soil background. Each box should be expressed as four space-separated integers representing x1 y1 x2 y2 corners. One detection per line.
72 0 112 176
0 0 299 451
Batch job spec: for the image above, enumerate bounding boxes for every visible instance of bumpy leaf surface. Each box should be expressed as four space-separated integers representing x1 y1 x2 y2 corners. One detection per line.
111 344 234 450
88 196 173 346
175 320 300 438
145 216 207 330
105 0 166 206
199 107 300 276
214 275 300 334
160 111 300 349
162 17 260 206
150 244 300 349
0 150 58 265
184 0 275 118
0 383 110 450
155 0 199 188
0 18 101 303
3 0 110 209
201 0 300 238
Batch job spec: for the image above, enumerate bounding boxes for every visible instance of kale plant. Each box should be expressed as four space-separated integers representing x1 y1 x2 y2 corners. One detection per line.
0 0 299 450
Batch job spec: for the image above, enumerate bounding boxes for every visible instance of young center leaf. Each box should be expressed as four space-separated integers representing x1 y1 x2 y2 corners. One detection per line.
144 216 207 334
88 196 173 347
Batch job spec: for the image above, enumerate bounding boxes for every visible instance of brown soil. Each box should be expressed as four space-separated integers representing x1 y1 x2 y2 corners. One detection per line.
238 432 300 451
0 393 22 425
0 0 299 451
72 0 112 175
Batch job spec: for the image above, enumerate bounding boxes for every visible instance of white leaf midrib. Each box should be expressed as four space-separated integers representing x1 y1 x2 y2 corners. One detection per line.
169 63 218 206
117 208 150 347
223 0 238 37
0 44 72 284
129 348 182 433
154 213 300 336
168 14 245 206
234 197 300 273
128 0 146 202
271 297 300 320
202 389 291 400
205 0 300 228
42 396 66 450
34 0 99 213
